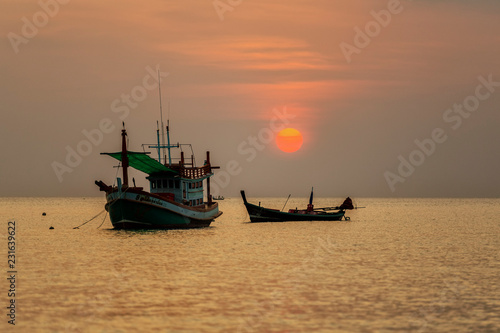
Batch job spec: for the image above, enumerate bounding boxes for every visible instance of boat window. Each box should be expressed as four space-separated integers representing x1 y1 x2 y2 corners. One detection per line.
175 180 180 189
151 180 157 189
168 179 174 188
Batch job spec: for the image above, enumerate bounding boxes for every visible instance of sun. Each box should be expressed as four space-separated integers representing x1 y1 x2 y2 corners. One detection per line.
276 128 303 153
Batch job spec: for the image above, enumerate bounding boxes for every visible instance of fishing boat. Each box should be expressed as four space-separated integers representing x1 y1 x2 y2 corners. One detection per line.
95 124 222 229
240 189 354 222
95 75 222 229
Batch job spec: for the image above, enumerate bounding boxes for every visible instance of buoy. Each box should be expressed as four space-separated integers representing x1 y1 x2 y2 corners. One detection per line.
42 212 46 216
49 226 54 229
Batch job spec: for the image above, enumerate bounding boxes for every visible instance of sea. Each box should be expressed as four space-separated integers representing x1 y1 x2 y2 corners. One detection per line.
0 197 499 333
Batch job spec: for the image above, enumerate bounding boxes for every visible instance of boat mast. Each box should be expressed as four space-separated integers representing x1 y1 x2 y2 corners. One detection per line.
166 106 172 166
121 124 129 187
158 70 166 164
157 70 173 166
156 121 161 164
206 151 212 204
307 187 314 211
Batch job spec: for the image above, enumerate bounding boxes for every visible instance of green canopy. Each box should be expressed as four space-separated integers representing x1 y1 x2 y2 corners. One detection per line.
101 151 178 175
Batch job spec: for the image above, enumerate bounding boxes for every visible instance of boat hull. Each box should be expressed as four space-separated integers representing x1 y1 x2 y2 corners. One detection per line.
105 190 221 229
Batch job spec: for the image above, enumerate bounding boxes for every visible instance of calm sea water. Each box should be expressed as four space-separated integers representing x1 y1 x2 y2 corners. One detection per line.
1 197 499 332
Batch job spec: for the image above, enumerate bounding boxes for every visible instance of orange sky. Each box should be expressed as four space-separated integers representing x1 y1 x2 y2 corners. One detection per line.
1 0 500 197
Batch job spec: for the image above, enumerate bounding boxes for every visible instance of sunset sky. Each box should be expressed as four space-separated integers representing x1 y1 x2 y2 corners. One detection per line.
1 0 499 197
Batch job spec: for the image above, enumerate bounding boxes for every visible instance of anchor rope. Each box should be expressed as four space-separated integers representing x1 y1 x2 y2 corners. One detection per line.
75 161 132 230
74 162 120 229
73 209 106 229
96 210 109 229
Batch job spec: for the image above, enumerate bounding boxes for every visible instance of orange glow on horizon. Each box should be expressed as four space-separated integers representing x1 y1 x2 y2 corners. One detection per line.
276 128 303 153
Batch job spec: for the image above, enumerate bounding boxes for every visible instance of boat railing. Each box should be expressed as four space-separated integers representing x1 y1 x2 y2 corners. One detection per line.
179 164 212 179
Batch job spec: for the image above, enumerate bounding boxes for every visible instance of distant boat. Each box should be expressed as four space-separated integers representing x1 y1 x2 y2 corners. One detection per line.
95 74 222 229
240 189 354 223
213 196 224 200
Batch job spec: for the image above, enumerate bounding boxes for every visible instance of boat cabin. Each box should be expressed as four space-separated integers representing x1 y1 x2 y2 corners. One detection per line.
147 171 210 207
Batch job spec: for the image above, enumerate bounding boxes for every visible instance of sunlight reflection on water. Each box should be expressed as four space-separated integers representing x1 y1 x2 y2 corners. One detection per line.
1 197 499 332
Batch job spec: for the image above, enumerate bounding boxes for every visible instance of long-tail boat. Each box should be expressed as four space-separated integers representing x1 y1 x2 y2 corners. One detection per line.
240 189 354 223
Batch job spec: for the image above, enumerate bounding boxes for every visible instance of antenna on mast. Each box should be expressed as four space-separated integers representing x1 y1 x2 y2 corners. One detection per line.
166 101 172 165
149 69 176 166
158 70 166 164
